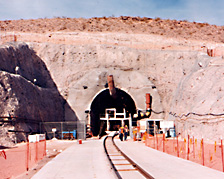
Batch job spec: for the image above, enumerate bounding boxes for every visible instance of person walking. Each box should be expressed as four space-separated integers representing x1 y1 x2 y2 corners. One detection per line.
119 127 124 141
124 125 129 141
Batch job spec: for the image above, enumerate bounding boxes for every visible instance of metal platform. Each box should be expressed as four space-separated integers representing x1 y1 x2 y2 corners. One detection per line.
100 108 131 131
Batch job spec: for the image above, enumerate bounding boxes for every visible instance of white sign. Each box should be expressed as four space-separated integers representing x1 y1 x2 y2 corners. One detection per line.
28 134 46 142
160 121 174 128
52 128 57 132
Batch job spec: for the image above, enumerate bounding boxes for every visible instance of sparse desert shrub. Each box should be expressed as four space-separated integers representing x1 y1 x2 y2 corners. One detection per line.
155 17 161 21
197 23 207 28
121 16 130 21
131 17 139 21
102 16 108 20
140 17 152 22
59 25 67 31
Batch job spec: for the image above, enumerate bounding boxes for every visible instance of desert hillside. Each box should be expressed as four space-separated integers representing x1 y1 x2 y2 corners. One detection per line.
1 16 224 43
0 17 224 145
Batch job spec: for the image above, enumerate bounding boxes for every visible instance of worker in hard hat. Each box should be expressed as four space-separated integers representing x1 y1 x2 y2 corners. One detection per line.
119 127 124 141
124 125 129 141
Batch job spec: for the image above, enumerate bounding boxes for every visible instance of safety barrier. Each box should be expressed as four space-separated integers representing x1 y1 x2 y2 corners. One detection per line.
40 121 86 140
0 139 46 179
145 134 224 172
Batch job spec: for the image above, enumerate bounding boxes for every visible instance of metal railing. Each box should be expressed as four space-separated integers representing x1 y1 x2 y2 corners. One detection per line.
39 121 86 140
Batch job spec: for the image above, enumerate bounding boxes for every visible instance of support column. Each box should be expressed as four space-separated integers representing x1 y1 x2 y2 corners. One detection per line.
129 116 133 138
106 113 109 131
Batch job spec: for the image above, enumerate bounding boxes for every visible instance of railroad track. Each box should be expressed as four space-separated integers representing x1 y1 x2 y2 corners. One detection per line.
104 133 154 179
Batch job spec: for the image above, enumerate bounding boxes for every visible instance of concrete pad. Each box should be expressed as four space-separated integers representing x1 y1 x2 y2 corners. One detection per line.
113 160 130 165
108 131 117 137
115 164 135 170
32 138 116 179
115 139 224 179
119 171 145 179
110 155 125 160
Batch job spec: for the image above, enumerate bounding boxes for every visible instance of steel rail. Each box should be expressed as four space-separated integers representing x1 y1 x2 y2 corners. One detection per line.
104 133 154 179
103 135 122 179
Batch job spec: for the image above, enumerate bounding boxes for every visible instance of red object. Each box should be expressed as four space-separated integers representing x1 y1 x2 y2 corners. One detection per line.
14 35 17 42
79 139 82 144
187 135 190 160
154 134 156 149
177 135 179 157
26 141 29 171
146 93 151 110
0 150 6 159
35 136 38 162
202 138 204 166
44 139 47 156
193 136 195 158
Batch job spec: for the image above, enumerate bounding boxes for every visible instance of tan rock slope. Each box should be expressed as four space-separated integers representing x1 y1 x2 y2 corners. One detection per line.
0 43 77 145
0 16 224 144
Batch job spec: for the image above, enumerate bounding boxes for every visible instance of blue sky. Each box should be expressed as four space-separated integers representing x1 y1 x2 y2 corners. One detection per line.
0 0 223 26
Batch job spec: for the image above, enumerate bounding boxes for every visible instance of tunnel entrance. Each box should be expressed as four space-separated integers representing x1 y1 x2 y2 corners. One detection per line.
90 88 136 136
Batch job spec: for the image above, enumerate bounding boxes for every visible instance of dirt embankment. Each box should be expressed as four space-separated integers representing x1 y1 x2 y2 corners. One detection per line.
1 16 224 43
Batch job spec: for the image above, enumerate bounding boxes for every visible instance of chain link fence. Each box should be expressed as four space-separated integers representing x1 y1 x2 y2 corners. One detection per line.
39 121 86 140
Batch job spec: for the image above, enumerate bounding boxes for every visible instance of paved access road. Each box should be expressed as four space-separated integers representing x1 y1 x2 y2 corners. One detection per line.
32 138 116 179
32 136 224 179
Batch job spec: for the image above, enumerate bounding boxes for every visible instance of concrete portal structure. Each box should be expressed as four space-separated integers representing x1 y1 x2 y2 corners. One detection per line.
67 68 164 134
90 87 136 136
80 73 163 136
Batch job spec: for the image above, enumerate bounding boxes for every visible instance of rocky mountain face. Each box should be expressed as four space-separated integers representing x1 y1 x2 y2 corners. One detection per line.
0 17 224 145
0 42 77 145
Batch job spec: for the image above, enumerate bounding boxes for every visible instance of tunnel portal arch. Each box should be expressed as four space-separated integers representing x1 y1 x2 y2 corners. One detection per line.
90 88 136 136
66 68 164 134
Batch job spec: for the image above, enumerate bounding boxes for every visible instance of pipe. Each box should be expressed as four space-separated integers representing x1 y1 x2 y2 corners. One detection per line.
107 75 117 99
146 93 151 111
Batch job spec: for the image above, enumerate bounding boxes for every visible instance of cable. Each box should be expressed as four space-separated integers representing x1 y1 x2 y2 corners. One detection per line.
151 109 165 114
169 112 224 119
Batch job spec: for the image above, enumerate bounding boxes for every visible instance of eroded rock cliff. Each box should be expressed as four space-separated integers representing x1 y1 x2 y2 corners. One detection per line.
0 42 77 145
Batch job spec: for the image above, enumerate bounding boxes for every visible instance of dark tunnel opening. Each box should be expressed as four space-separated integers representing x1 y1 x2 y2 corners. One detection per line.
90 88 136 136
